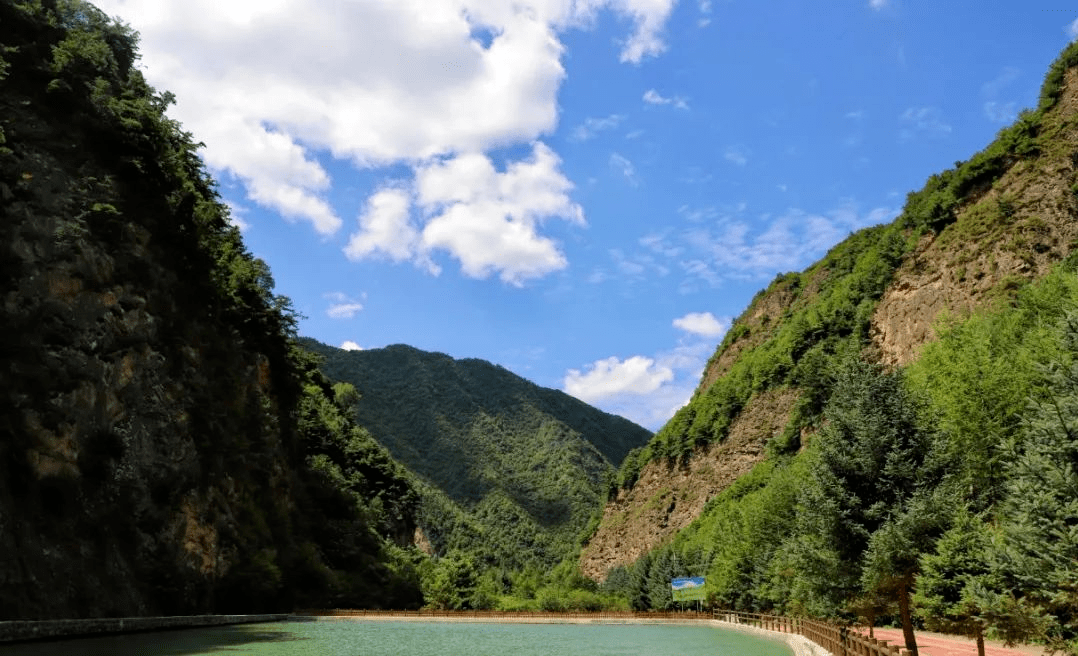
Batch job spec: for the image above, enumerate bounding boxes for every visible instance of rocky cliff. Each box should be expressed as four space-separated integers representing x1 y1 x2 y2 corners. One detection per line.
0 1 420 618
582 46 1078 582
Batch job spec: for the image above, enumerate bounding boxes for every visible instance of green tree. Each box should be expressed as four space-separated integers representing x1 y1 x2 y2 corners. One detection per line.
913 511 994 656
989 313 1078 654
789 357 936 654
420 551 478 610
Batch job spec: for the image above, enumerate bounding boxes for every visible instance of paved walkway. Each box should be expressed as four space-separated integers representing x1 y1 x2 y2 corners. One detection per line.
870 629 1043 656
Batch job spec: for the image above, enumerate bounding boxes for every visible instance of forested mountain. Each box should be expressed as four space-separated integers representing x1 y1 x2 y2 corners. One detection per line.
0 0 422 617
299 339 652 571
584 41 1078 654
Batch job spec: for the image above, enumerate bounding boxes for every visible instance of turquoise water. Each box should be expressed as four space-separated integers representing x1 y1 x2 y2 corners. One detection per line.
4 620 793 656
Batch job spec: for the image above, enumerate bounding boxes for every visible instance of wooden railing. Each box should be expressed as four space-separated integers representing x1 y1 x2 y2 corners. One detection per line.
301 609 713 621
714 610 910 656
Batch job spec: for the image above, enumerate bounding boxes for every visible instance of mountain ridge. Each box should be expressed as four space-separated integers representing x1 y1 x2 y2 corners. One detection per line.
579 40 1078 649
298 337 653 570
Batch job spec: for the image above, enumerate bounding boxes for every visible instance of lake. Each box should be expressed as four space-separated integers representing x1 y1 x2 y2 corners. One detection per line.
2 619 795 656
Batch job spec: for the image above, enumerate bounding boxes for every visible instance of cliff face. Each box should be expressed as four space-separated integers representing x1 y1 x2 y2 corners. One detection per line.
582 49 1078 582
0 1 418 618
578 387 798 579
872 68 1078 365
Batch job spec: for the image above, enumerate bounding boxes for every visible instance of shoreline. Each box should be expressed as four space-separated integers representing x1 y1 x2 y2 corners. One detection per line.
0 614 291 644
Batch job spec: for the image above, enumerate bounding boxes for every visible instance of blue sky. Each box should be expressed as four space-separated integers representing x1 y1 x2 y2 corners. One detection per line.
97 0 1078 429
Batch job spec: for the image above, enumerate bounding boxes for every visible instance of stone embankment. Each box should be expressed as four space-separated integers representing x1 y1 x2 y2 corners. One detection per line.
0 614 290 644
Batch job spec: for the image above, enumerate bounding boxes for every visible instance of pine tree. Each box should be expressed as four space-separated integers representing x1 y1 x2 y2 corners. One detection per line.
912 511 993 656
790 357 937 654
990 313 1078 654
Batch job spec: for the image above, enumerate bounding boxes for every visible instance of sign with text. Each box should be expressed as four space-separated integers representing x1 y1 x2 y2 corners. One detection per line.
671 577 707 602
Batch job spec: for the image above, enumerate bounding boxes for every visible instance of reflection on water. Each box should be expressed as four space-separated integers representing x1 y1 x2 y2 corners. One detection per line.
2 619 794 656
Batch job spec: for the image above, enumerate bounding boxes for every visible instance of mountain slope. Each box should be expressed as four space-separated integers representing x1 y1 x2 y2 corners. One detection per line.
583 41 1078 590
0 0 421 617
300 339 652 569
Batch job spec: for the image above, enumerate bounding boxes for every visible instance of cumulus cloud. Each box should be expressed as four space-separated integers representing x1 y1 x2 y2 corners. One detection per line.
344 187 422 264
673 312 729 338
416 144 585 284
325 292 365 319
340 340 363 351
95 0 677 241
1069 18 1078 41
565 355 674 403
344 143 584 284
563 340 713 429
643 89 689 109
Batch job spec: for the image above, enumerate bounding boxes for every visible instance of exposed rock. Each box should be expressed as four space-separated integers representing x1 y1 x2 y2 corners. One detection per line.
579 387 799 580
873 70 1078 365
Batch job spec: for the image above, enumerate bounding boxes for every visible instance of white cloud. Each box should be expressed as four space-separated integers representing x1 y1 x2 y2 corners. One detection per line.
981 67 1021 123
643 89 689 109
983 101 1018 124
343 143 583 284
697 0 712 27
666 203 901 290
340 340 363 351
564 340 713 429
325 292 365 319
1069 18 1078 41
416 143 585 285
223 200 250 231
95 0 676 238
724 146 748 167
673 312 729 338
344 187 422 264
609 153 638 184
899 106 951 140
572 114 625 142
640 232 683 257
868 0 888 10
981 66 1020 97
565 355 674 403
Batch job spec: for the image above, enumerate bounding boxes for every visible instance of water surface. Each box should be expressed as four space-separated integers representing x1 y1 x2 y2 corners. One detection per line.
4 619 793 656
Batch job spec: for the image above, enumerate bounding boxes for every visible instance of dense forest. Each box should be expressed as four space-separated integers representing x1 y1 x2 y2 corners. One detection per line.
299 339 651 603
0 0 422 616
591 41 1078 656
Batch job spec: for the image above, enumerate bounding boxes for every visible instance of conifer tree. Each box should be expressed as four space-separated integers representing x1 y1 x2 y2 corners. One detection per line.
989 313 1078 654
790 357 936 654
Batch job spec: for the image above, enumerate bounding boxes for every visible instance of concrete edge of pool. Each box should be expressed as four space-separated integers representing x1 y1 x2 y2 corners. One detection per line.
0 614 292 644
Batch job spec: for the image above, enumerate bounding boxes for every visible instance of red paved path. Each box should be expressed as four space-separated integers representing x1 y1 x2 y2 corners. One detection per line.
870 629 1043 656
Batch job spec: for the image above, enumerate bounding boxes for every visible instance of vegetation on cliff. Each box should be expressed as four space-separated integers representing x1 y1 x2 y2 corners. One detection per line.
597 40 1078 655
0 0 422 617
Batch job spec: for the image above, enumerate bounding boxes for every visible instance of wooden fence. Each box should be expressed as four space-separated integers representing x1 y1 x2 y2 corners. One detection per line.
301 609 713 621
715 610 911 656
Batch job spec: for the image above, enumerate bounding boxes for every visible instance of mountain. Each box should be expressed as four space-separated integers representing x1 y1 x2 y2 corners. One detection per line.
581 40 1078 650
0 1 421 618
299 339 653 570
